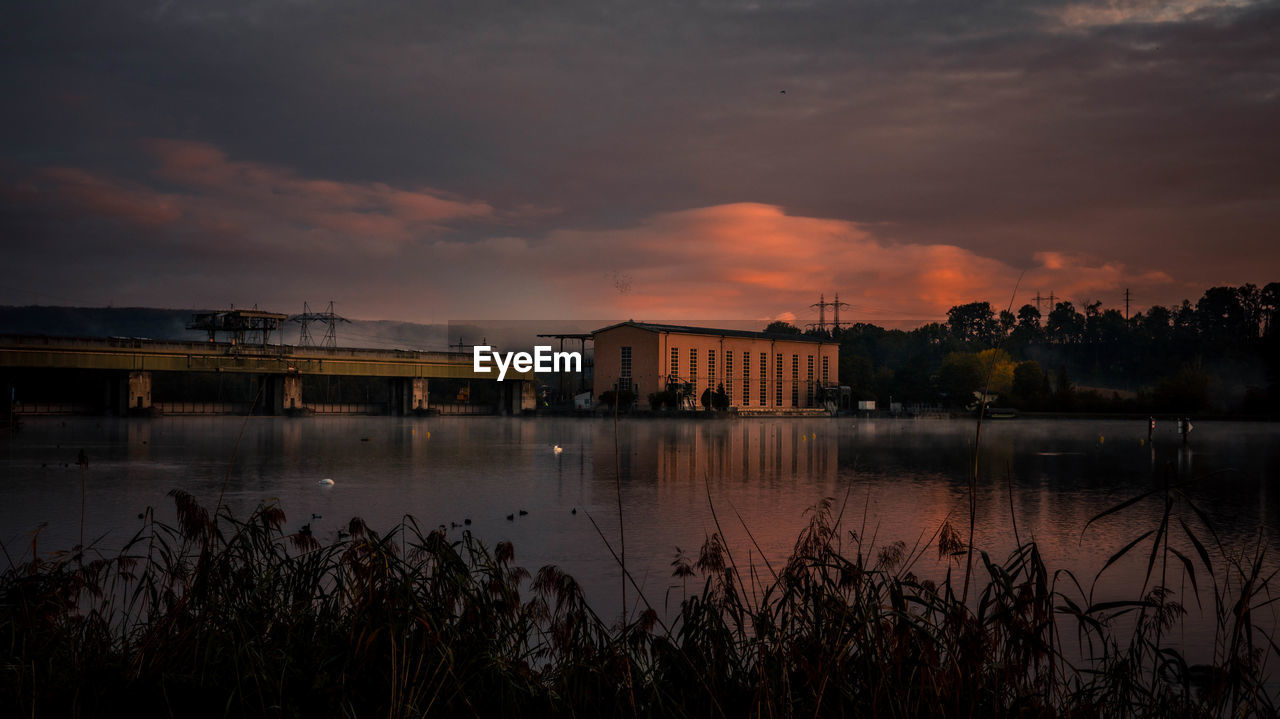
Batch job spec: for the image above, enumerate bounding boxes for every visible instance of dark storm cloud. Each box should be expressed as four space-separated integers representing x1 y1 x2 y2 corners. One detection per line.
2 0 1277 320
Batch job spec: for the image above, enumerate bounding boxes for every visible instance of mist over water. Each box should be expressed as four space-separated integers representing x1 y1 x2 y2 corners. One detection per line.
2 415 1277 658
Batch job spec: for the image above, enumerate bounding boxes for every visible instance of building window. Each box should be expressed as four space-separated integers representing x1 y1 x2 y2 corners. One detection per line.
689 349 698 393
822 355 829 386
806 355 814 407
791 355 799 407
728 352 736 399
741 352 750 406
670 347 679 382
759 352 767 406
621 346 632 386
776 353 783 407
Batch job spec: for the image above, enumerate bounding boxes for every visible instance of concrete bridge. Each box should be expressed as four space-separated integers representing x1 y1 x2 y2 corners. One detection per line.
0 335 536 416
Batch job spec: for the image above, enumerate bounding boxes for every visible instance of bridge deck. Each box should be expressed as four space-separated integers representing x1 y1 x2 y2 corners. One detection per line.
0 335 533 381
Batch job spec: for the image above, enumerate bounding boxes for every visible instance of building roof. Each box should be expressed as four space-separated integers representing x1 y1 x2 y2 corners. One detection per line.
591 321 830 344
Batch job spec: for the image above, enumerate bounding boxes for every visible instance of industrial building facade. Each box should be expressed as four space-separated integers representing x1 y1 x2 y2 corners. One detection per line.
592 322 838 412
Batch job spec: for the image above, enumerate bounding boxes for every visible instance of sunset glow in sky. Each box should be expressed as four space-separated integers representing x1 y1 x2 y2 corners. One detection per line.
3 1 1278 325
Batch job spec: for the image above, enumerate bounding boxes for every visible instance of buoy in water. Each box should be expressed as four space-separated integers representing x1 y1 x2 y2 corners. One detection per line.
553 444 563 454
318 478 335 486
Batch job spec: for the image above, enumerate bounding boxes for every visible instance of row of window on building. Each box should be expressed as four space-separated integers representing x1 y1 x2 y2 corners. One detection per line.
639 347 831 408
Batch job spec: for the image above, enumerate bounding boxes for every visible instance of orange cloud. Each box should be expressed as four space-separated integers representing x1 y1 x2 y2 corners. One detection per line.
34 167 181 227
464 203 1181 321
26 139 498 257
17 147 1182 323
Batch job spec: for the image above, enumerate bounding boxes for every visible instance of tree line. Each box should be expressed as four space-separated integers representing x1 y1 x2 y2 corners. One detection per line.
766 283 1280 414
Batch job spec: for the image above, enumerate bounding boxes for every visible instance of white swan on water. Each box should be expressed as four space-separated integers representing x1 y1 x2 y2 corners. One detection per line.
553 445 563 454
318 478 335 486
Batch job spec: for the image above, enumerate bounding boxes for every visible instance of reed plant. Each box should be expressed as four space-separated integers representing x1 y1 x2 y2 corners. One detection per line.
1 477 1275 717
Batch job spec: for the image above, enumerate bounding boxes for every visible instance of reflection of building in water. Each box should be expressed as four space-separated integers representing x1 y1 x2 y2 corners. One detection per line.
592 322 838 412
593 422 838 492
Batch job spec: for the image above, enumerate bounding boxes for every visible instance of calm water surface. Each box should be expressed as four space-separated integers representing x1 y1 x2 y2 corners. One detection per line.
3 416 1278 658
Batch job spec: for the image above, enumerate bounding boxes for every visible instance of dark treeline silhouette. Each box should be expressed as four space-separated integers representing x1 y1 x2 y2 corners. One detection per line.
786 283 1280 415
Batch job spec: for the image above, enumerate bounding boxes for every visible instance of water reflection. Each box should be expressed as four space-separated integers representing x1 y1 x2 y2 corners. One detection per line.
1 416 1277 656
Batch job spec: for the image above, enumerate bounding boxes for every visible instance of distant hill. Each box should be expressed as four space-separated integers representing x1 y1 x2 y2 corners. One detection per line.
0 306 449 351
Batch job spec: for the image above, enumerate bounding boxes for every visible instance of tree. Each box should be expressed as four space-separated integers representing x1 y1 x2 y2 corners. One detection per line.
1197 286 1251 346
892 359 932 403
998 310 1016 339
1140 305 1172 344
975 348 1016 395
1083 300 1103 343
937 352 985 406
713 383 729 411
1010 304 1042 348
841 353 876 396
1152 365 1209 412
946 302 998 346
1261 282 1280 337
1046 301 1085 344
599 389 635 409
1011 361 1043 400
764 320 801 335
1173 300 1197 345
1055 366 1073 396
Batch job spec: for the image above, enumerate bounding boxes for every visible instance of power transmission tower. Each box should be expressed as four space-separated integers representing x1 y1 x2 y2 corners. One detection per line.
810 293 826 331
833 293 851 331
806 292 852 333
296 301 316 346
1124 288 1132 320
290 300 349 348
319 301 349 348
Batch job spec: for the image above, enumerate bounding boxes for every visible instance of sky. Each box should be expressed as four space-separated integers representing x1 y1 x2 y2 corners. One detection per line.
2 0 1278 327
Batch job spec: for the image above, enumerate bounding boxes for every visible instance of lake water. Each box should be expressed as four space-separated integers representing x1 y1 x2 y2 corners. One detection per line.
2 415 1278 660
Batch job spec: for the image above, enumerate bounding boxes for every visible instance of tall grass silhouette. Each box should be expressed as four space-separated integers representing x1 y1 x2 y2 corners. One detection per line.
1 479 1274 716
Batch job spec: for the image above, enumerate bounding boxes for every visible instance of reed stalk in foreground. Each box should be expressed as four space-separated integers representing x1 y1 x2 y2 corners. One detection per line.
0 484 1275 718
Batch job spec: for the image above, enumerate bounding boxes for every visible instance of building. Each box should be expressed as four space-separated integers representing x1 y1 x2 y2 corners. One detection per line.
592 321 838 412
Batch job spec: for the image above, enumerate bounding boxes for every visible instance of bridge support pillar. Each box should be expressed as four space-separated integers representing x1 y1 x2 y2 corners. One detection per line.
282 374 303 413
412 378 429 412
386 378 430 415
127 371 152 412
261 374 303 415
522 380 536 412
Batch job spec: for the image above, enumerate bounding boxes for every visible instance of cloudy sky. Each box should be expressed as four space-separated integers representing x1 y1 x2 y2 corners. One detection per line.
3 0 1277 326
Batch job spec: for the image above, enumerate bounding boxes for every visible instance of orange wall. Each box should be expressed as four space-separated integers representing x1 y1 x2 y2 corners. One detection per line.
593 325 838 409
592 325 661 401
